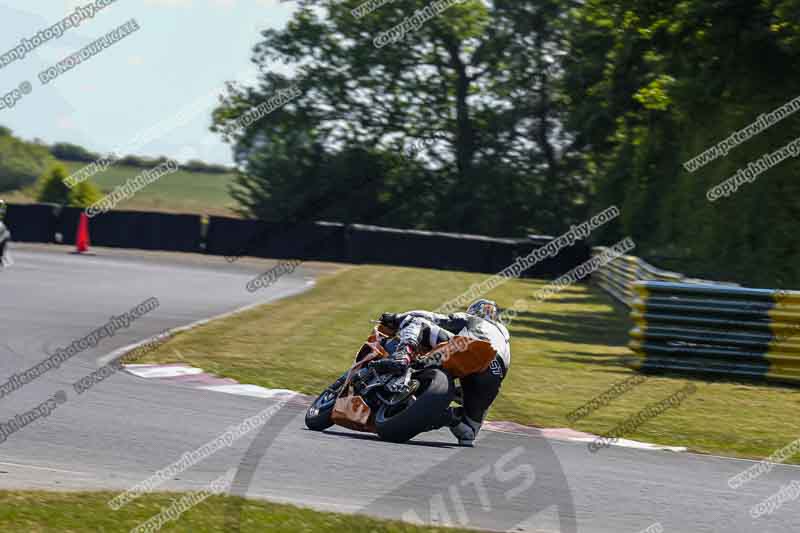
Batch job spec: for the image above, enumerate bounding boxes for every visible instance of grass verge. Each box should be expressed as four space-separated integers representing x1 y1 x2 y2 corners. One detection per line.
137 265 800 462
0 491 478 532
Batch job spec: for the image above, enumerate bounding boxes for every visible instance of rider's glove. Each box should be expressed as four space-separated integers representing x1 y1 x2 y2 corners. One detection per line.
371 344 413 375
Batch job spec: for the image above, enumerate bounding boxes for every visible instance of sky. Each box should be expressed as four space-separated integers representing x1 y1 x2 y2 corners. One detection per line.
0 0 297 165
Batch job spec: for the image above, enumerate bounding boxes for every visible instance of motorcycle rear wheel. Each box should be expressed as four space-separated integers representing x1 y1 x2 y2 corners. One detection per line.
375 369 454 443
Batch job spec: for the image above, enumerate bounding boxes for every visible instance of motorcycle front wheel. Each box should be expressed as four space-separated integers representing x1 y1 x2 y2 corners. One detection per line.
305 373 346 431
375 369 454 443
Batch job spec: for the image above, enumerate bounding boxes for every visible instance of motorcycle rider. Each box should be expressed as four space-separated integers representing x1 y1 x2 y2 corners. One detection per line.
0 200 9 267
373 299 510 446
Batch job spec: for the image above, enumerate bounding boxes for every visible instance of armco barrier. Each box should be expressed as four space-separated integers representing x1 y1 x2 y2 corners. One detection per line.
590 247 799 385
590 246 685 306
4 203 56 243
59 208 202 252
628 281 800 384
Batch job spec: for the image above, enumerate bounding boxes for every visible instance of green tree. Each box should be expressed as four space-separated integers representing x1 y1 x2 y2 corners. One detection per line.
68 179 103 208
36 163 72 204
564 0 800 287
49 142 98 163
0 132 55 191
36 163 103 207
213 0 586 236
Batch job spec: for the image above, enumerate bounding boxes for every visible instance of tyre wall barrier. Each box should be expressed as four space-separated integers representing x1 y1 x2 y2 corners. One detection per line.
4 203 56 243
629 281 800 385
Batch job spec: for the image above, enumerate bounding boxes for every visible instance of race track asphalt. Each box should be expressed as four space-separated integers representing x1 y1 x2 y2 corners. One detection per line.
0 246 798 533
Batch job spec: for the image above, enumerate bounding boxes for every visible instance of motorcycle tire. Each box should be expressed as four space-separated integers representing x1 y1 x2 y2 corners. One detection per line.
375 369 454 443
305 374 346 431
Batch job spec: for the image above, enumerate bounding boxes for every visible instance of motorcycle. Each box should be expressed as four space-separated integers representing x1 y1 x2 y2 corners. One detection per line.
0 201 10 268
305 322 496 443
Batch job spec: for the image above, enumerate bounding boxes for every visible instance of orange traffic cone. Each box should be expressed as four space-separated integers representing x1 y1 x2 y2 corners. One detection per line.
75 212 90 253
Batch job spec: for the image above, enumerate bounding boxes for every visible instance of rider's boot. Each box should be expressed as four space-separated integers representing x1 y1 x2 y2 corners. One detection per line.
446 407 482 447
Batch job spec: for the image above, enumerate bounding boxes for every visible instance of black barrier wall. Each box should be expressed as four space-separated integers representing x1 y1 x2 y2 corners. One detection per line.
206 219 590 276
4 203 56 243
59 207 202 252
345 224 511 273
522 235 591 278
205 217 346 262
4 202 591 276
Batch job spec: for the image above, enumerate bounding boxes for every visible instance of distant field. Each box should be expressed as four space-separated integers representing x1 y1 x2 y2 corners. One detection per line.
7 161 240 217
